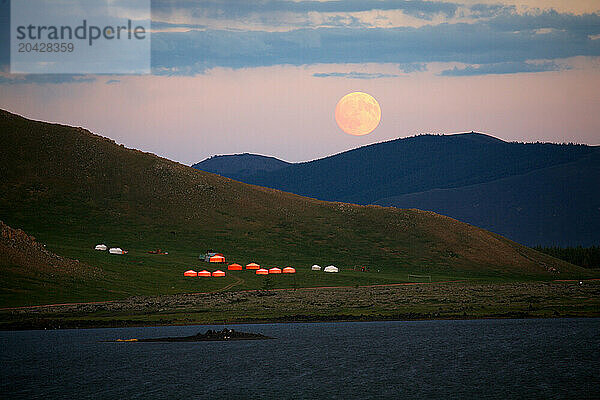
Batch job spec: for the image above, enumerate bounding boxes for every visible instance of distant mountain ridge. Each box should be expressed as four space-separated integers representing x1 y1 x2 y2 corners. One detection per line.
192 153 291 181
375 152 600 246
192 133 600 246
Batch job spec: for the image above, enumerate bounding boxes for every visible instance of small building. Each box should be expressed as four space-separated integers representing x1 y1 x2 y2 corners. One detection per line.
246 262 261 270
201 252 224 262
269 267 282 274
324 265 339 273
282 267 296 274
228 263 243 271
210 254 226 263
95 244 107 251
256 268 269 275
197 270 211 277
212 270 226 277
184 270 198 277
311 264 321 271
109 247 127 255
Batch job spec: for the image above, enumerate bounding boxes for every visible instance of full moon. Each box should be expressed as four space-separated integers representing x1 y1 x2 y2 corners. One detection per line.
335 92 381 136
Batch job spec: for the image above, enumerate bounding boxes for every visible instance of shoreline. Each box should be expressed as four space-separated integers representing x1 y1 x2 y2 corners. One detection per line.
2 280 598 331
0 280 469 312
2 311 599 332
3 277 599 313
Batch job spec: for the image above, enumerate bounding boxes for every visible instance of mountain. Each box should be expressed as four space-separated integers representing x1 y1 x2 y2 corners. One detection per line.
375 152 600 247
0 110 588 304
192 153 291 181
192 133 599 246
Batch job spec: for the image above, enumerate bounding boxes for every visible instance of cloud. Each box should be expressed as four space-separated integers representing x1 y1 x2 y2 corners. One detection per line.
398 62 427 73
439 61 566 76
0 0 8 68
0 74 96 85
486 10 600 36
152 0 459 21
3 4 598 79
150 11 600 75
468 4 515 18
151 20 206 31
318 14 368 28
313 71 400 79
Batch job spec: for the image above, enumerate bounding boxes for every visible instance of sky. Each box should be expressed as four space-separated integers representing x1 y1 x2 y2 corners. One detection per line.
0 0 599 164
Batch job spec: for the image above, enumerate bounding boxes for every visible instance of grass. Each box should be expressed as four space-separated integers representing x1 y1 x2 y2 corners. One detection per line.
2 211 573 309
2 280 599 330
0 109 597 309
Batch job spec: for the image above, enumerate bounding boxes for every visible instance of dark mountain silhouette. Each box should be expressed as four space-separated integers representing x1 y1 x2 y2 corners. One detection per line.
192 133 599 246
376 152 600 246
193 153 291 181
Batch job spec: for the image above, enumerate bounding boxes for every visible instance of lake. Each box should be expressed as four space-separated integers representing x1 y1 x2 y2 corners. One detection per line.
1 318 598 399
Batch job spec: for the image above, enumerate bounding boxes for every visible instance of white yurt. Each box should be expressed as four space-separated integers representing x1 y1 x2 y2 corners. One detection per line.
109 247 125 255
324 265 339 273
311 264 321 271
95 244 107 251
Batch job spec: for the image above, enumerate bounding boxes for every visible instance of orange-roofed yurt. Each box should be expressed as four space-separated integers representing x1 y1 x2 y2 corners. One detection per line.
269 267 282 274
210 254 226 263
198 270 211 277
256 268 269 275
184 270 198 277
228 263 242 271
212 270 226 277
246 262 260 270
283 267 296 274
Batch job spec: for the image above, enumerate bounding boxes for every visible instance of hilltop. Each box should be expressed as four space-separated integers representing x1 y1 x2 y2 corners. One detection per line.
0 110 590 307
192 133 599 246
193 153 291 181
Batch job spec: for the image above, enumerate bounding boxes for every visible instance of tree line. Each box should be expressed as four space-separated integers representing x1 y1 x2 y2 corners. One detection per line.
533 246 600 269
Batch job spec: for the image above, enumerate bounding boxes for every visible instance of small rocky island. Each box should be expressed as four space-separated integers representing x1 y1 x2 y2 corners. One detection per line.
111 328 273 342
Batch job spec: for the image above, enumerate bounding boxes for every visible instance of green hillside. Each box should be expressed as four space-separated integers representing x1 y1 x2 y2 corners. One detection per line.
193 134 599 246
0 110 591 307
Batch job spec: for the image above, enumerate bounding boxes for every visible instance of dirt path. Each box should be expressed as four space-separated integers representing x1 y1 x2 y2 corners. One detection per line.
0 279 461 311
218 274 245 292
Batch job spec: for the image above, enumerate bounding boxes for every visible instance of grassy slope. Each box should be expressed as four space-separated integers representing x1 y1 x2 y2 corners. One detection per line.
0 110 593 307
197 135 599 247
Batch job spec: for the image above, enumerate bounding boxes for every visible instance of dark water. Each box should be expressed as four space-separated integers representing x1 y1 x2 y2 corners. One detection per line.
1 319 599 399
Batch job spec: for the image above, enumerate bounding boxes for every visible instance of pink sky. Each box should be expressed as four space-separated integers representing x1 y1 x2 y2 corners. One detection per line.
2 0 599 163
1 60 599 164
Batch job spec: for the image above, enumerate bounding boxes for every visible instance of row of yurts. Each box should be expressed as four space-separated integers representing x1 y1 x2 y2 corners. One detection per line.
93 247 339 277
184 258 339 277
94 244 127 254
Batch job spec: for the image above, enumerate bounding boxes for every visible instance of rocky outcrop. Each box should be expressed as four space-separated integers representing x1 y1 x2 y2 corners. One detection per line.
0 221 102 278
113 328 273 342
